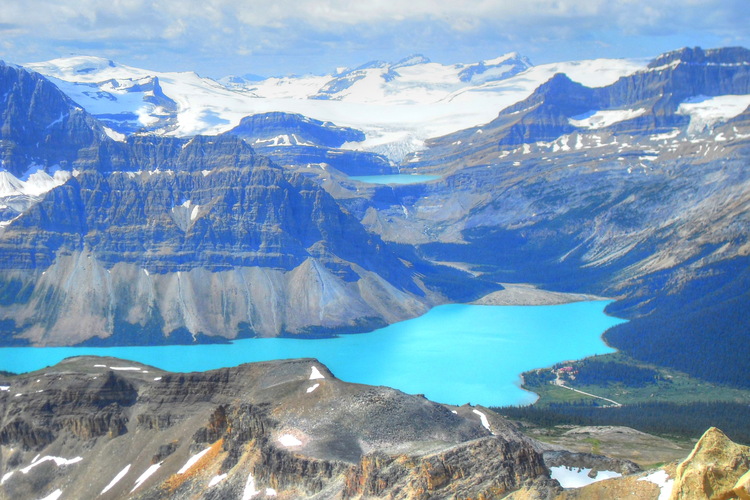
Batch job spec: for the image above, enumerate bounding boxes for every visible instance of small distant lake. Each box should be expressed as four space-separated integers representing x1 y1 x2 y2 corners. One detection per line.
349 174 441 185
0 301 624 407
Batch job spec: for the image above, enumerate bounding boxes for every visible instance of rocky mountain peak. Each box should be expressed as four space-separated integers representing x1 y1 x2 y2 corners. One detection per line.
506 72 594 114
392 54 431 68
647 46 750 69
0 63 108 176
228 111 365 148
458 52 532 83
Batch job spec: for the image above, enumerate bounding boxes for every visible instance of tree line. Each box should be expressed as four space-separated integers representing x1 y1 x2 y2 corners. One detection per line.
491 401 750 444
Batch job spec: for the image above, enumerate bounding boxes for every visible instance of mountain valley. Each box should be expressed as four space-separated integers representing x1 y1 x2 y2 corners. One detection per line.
0 44 749 498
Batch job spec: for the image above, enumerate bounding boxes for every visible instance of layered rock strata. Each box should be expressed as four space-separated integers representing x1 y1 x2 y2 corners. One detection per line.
0 357 548 499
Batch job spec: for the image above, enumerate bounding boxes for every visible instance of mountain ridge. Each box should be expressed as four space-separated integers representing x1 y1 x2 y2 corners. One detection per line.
0 356 549 499
23 52 645 158
0 62 490 345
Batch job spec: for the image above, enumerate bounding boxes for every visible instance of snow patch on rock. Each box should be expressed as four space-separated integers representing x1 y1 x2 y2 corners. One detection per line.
101 464 131 494
309 366 325 380
550 466 621 488
278 434 303 447
208 473 228 487
638 470 674 500
178 447 211 474
131 463 161 492
242 473 260 500
20 455 82 474
472 409 493 433
38 489 63 500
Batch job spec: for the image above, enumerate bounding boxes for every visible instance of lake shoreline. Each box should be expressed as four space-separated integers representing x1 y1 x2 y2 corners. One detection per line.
471 283 607 306
0 301 623 407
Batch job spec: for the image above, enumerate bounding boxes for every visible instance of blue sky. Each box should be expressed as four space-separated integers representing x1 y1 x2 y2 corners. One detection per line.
1 0 748 78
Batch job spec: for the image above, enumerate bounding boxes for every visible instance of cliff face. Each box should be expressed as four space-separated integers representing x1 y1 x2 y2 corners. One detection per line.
0 142 437 344
0 357 548 500
0 63 115 177
229 112 365 149
0 65 485 346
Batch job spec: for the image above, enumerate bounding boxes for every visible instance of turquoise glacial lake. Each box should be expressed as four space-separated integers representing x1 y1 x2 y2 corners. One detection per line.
0 301 624 407
349 174 441 185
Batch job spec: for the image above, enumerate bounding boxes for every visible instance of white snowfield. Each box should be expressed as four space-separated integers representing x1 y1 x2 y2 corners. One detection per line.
23 55 647 160
20 455 83 474
130 463 161 492
101 464 131 494
177 447 212 474
242 472 260 500
38 489 63 500
0 168 72 228
549 465 622 488
638 470 674 500
208 473 228 487
2 456 84 486
677 94 750 135
569 108 648 129
471 409 493 434
0 168 71 199
278 434 303 447
309 366 325 380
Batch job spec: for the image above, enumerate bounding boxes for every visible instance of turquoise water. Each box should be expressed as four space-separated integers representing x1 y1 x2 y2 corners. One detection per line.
349 174 441 185
0 301 624 407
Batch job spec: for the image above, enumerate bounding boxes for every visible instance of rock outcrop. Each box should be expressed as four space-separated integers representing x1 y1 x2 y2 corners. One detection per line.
508 426 750 499
0 356 549 499
669 427 750 500
0 149 454 343
228 112 365 149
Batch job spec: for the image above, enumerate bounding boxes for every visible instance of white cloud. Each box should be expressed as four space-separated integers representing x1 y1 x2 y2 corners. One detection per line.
1 0 744 37
0 0 746 77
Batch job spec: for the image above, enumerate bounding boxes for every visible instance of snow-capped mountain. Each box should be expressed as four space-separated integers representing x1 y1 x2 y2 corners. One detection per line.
219 53 531 103
0 45 749 389
24 54 647 160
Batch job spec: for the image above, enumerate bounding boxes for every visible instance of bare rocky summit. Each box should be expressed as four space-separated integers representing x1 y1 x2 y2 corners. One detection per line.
0 357 548 499
2 359 748 499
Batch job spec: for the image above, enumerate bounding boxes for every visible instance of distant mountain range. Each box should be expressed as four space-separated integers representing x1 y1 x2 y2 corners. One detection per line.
23 52 645 160
0 47 748 393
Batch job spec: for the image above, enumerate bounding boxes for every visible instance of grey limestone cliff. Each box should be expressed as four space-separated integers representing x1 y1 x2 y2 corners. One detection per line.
0 64 484 346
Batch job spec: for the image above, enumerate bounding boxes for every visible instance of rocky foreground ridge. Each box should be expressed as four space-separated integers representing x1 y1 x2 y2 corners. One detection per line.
0 358 748 499
0 357 551 499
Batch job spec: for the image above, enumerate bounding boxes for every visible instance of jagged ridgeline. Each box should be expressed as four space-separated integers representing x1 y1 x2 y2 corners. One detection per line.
0 357 550 499
0 63 486 346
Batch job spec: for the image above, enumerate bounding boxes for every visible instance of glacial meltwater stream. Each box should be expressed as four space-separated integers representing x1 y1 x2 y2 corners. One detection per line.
0 301 624 407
